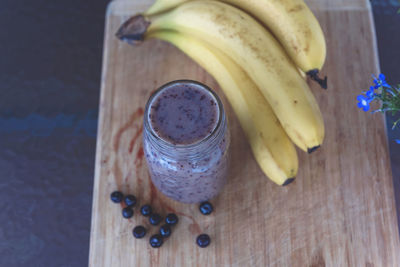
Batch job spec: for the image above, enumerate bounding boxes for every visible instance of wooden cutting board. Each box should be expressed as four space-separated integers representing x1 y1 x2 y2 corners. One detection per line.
89 0 400 266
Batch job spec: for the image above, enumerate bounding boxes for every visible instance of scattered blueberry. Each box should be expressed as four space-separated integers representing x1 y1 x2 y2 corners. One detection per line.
122 207 134 219
110 191 123 203
124 195 137 207
149 213 162 225
149 234 163 248
140 205 152 217
199 201 213 215
133 226 146 239
196 234 211 248
165 213 179 226
159 224 172 238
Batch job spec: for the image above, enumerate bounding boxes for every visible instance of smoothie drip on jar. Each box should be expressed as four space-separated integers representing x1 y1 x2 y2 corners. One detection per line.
148 83 220 146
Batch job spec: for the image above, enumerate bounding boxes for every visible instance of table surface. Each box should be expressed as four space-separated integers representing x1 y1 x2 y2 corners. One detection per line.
0 0 399 266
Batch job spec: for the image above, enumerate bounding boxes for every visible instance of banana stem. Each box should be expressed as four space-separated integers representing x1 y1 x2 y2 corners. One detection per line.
115 15 151 45
307 69 328 89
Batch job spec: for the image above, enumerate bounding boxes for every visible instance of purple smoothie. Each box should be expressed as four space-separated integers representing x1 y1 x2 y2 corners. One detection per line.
149 82 219 145
143 80 230 203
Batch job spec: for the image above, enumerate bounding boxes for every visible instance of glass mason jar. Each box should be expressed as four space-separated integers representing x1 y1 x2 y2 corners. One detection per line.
143 80 230 203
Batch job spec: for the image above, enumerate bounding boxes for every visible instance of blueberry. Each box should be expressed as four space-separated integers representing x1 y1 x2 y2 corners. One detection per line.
133 226 146 239
196 234 211 248
199 201 213 215
149 213 162 225
159 224 172 238
140 205 152 217
124 195 137 207
122 207 134 219
149 234 163 248
165 213 179 226
110 191 123 203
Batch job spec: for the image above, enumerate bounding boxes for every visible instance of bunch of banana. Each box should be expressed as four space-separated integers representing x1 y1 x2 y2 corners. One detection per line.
145 0 327 88
116 0 326 185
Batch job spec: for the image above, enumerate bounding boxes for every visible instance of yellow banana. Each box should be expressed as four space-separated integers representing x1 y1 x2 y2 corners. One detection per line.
145 0 327 87
146 30 298 185
117 0 325 152
145 0 183 15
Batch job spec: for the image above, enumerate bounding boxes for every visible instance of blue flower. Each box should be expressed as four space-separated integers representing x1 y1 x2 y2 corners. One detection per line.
365 86 375 99
357 94 372 112
396 139 400 144
373 73 390 88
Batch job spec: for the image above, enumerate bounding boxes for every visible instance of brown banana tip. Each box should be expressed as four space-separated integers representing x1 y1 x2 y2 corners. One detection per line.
307 69 328 89
282 178 295 186
115 14 151 45
307 145 321 154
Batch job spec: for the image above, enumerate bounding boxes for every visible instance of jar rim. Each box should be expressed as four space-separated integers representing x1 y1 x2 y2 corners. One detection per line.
143 80 224 149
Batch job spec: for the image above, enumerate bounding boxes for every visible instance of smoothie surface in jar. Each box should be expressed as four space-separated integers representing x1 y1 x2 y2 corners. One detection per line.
144 81 229 203
148 82 220 145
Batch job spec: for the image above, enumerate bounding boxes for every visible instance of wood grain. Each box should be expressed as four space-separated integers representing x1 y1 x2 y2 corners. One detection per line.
89 0 400 266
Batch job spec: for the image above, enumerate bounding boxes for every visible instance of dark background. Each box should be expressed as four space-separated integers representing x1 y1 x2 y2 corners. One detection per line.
0 0 399 266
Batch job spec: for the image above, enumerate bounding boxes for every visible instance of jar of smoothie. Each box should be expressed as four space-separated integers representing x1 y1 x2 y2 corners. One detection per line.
143 80 230 203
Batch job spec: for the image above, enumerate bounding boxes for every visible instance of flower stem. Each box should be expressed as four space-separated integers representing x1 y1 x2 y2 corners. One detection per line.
392 118 400 129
